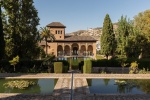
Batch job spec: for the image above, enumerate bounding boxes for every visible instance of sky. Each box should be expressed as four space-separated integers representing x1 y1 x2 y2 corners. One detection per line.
34 0 150 33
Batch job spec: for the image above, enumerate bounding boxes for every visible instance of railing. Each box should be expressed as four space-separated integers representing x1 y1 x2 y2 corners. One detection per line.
70 72 74 100
58 53 94 57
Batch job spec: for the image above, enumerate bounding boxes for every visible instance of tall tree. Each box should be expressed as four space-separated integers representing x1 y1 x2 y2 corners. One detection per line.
100 14 115 59
125 34 149 58
134 10 150 42
0 1 5 60
40 27 55 57
134 10 150 57
116 16 133 57
2 0 40 59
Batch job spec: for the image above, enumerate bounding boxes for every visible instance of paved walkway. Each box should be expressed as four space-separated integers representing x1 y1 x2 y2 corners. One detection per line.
0 73 150 100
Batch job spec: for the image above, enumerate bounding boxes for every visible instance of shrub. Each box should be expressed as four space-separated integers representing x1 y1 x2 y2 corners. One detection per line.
71 59 79 69
0 60 12 72
138 68 149 74
0 59 47 73
91 59 121 67
9 56 19 72
79 61 84 70
83 60 92 73
54 62 63 73
18 60 45 73
63 66 69 73
138 59 150 70
129 61 139 74
53 60 69 67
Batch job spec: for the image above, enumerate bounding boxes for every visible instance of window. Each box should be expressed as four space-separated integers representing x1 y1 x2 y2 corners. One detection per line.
60 36 61 38
61 31 62 34
58 30 60 34
56 30 57 34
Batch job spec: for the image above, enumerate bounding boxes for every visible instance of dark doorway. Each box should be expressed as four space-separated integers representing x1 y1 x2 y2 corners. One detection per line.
73 47 78 55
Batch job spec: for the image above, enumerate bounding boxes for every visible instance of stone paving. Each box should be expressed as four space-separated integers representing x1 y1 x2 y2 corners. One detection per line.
74 78 90 95
0 73 150 100
74 74 150 79
0 73 71 79
53 78 71 98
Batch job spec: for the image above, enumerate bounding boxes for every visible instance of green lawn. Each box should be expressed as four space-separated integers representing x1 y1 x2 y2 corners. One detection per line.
96 55 105 60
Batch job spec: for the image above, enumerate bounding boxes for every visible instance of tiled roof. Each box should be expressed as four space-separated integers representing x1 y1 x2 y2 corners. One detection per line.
56 36 97 42
40 36 97 44
47 22 66 28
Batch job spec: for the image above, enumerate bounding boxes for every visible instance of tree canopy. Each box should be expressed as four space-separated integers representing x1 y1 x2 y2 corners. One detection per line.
2 0 40 59
100 14 115 59
116 16 133 56
134 10 150 42
0 2 5 60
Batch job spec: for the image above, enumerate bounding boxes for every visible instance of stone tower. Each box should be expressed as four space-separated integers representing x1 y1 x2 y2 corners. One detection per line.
47 22 66 40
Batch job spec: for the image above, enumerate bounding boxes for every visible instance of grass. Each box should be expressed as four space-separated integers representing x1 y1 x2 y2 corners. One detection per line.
96 55 105 60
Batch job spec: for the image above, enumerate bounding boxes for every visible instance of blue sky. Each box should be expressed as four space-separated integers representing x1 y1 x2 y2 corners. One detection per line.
34 0 150 33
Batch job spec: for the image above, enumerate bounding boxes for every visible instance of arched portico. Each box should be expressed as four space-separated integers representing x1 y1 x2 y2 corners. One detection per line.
64 45 70 56
55 42 96 58
72 43 79 55
80 45 86 56
87 45 93 56
57 45 63 56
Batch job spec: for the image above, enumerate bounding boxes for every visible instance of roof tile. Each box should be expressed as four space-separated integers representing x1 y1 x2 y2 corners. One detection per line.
47 22 66 28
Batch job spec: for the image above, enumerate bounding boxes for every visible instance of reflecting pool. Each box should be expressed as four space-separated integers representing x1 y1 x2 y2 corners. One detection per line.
87 79 150 94
0 78 58 94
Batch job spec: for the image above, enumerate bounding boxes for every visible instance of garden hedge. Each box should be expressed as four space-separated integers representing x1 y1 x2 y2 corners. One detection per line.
54 62 63 73
0 58 150 73
83 60 92 73
63 66 69 73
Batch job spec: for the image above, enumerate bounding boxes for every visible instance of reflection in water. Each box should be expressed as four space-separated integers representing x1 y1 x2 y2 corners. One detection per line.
87 79 150 94
135 79 150 94
103 79 110 86
0 79 57 94
87 79 92 86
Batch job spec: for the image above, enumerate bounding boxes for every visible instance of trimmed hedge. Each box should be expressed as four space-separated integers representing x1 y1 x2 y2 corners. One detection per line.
63 66 69 73
53 60 69 73
79 58 150 71
54 62 63 73
71 60 79 69
0 60 12 72
0 60 47 73
91 59 120 67
53 60 69 67
83 60 92 73
1 58 150 73
79 61 84 70
0 59 68 73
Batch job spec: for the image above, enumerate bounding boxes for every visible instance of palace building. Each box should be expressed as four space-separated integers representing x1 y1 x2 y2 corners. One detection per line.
39 22 97 59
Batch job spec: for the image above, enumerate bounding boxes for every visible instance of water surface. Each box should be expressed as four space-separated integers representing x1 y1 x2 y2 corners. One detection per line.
87 79 150 94
0 78 57 94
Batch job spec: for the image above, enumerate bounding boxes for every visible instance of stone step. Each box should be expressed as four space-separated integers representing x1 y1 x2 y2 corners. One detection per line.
73 78 90 96
53 78 71 96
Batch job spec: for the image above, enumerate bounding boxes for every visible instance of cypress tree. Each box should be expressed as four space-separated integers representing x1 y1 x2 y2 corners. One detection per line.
0 3 5 60
3 0 40 59
100 14 115 59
